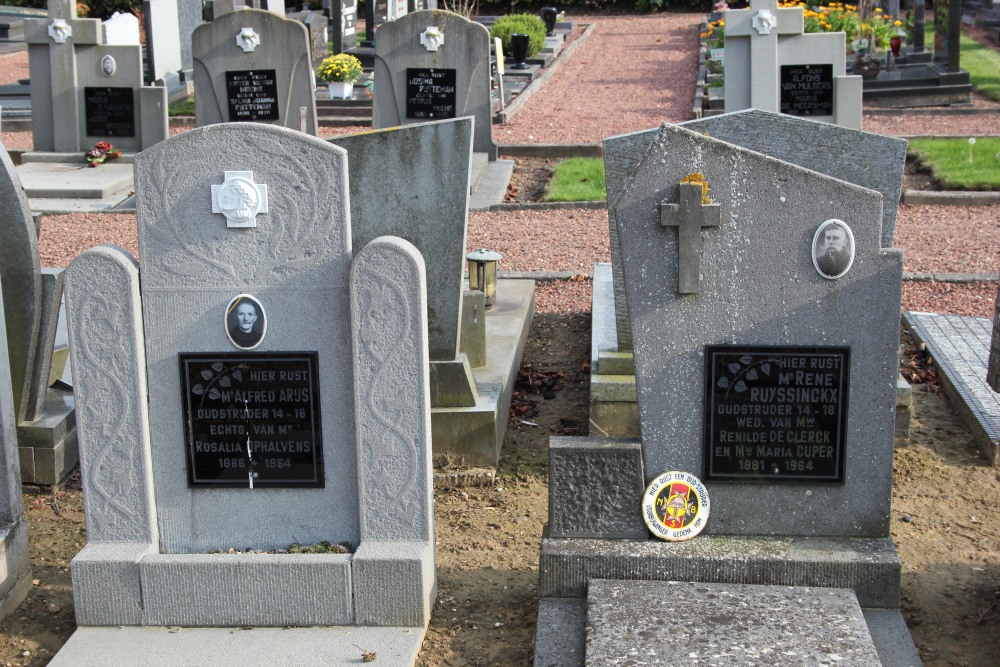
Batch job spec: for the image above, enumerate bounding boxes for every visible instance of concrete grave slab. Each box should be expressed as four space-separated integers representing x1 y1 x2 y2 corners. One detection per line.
585 580 881 666
48 625 425 667
905 311 1000 465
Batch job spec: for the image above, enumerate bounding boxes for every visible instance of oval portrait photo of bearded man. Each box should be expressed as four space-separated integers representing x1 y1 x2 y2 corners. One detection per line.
812 219 856 280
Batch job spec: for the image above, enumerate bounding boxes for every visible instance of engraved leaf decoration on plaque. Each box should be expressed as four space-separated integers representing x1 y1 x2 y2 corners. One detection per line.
718 355 779 400
140 131 345 285
192 383 205 395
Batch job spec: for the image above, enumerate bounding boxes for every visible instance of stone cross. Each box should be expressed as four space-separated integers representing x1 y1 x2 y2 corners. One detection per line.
24 0 102 152
725 0 804 110
659 181 721 294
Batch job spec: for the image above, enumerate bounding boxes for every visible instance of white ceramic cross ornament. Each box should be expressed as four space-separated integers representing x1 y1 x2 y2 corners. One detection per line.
725 0 804 110
660 179 721 294
211 171 269 228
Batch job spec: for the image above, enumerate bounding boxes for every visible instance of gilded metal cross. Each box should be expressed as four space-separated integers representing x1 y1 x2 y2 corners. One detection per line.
660 182 721 294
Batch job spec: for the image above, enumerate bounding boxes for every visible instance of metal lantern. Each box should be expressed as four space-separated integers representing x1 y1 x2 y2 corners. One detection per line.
466 248 502 308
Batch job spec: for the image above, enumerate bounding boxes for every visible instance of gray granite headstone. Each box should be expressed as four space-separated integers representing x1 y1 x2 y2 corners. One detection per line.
192 8 318 135
64 123 434 630
373 10 497 160
328 117 472 362
615 124 902 538
604 110 907 352
0 145 41 421
0 273 32 621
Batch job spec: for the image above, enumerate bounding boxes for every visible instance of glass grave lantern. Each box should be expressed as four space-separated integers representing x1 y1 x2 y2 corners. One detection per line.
466 248 502 308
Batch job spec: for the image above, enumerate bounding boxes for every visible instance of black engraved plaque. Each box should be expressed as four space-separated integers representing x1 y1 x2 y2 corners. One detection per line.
703 345 849 483
225 69 280 121
84 87 136 137
406 68 457 119
180 353 323 488
780 64 834 117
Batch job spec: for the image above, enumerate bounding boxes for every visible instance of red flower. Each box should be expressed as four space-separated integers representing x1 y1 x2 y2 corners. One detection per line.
94 141 112 152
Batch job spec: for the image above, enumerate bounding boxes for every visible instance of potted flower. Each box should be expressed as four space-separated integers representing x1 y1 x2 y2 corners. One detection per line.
316 53 363 100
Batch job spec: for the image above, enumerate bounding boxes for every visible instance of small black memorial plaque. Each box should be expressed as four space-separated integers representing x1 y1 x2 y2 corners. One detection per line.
406 68 457 119
780 64 834 117
703 345 849 483
84 87 136 137
225 69 280 121
180 352 323 488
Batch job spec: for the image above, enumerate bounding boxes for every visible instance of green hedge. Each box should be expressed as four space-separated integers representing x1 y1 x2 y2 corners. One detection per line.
491 13 547 59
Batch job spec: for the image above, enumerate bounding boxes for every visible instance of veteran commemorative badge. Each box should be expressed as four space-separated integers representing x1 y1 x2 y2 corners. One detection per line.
642 471 710 541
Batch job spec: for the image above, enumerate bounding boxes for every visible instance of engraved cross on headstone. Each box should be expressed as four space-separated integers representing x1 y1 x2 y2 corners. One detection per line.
660 182 721 294
23 0 103 152
725 0 804 111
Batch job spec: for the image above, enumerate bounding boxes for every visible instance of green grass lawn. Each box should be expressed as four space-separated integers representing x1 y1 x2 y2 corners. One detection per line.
908 137 1000 189
959 31 1000 101
168 96 195 116
545 158 607 202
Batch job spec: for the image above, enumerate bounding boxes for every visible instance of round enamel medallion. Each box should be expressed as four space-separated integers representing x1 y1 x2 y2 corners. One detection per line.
642 470 711 541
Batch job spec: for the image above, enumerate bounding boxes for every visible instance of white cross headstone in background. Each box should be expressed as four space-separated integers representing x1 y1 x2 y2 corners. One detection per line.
23 0 103 152
725 0 804 112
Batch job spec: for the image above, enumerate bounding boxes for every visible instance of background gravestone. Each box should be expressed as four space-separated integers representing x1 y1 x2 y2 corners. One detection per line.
328 118 533 466
24 0 168 152
0 142 77 484
724 0 862 128
58 125 433 658
329 118 472 363
373 10 497 160
192 8 318 135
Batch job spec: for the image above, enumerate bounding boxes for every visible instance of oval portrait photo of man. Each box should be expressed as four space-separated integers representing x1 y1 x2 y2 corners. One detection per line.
811 219 856 280
225 294 267 349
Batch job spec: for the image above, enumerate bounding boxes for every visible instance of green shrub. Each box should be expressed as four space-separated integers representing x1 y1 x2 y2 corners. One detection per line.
491 13 547 59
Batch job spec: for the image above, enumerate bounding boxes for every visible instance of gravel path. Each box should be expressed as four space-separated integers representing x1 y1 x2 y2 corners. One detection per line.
10 15 1000 317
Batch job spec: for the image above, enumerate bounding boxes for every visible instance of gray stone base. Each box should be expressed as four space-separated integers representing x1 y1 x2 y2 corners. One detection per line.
18 387 77 485
49 625 426 667
539 535 901 608
0 519 32 624
468 155 514 211
534 587 922 667
904 311 1000 465
431 279 534 466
